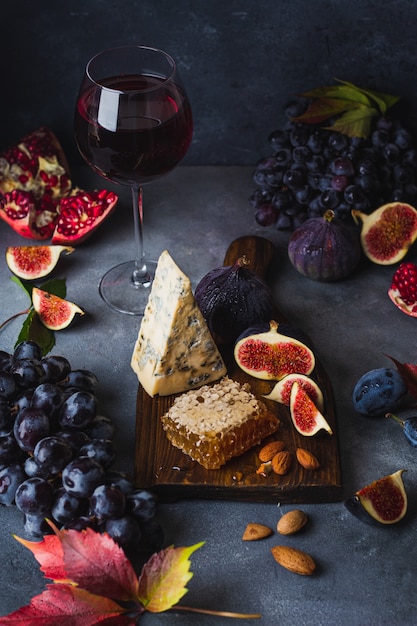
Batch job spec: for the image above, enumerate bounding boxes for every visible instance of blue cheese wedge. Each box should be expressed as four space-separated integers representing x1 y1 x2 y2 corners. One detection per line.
131 250 227 397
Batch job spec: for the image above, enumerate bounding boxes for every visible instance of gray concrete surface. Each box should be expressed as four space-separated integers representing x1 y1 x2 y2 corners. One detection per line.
0 166 416 624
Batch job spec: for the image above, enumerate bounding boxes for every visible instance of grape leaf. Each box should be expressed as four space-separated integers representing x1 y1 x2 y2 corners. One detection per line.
292 97 361 125
385 354 417 399
324 104 379 139
298 83 372 106
336 79 400 114
0 583 133 626
14 532 71 584
57 525 140 602
137 542 204 613
15 309 55 356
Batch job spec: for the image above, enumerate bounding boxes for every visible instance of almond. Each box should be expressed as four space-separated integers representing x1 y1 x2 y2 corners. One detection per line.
277 509 308 535
258 440 286 462
242 522 274 541
271 450 292 475
271 545 316 575
256 461 272 476
296 447 320 470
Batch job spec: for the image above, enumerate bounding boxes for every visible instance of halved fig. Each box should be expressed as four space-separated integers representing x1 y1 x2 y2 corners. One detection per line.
352 202 417 265
344 469 407 525
234 320 315 381
289 382 332 436
6 245 74 280
263 373 324 411
32 287 84 330
388 262 417 317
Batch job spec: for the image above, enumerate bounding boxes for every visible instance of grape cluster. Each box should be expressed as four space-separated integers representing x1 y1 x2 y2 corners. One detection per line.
251 98 417 230
0 340 162 555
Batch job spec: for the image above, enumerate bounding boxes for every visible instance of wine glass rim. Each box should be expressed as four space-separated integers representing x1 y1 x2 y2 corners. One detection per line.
86 45 177 92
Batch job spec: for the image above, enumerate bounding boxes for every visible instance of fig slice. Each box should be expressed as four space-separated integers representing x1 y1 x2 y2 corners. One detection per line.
352 202 417 265
263 373 324 411
32 287 84 330
344 469 408 525
388 262 417 317
6 245 74 280
234 320 315 381
289 382 332 436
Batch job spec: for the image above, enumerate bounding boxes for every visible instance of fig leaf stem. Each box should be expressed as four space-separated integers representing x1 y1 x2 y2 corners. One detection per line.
0 308 31 331
171 605 261 619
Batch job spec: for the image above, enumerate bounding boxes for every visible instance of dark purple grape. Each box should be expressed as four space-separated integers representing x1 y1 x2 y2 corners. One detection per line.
84 415 115 441
59 390 97 430
0 351 12 370
55 429 90 453
319 188 340 210
24 514 53 537
90 484 126 521
33 436 73 476
31 383 65 420
255 204 279 227
62 370 98 392
13 388 35 412
13 407 50 453
331 174 350 192
0 371 17 400
126 489 158 522
104 515 142 550
268 129 288 151
0 399 13 431
52 487 87 524
10 359 44 389
15 477 54 515
40 355 71 382
331 157 355 177
393 128 411 150
13 341 42 362
79 439 116 469
0 434 23 468
24 455 51 479
105 471 136 495
0 463 26 505
328 132 348 153
63 515 97 531
384 143 400 164
62 456 105 498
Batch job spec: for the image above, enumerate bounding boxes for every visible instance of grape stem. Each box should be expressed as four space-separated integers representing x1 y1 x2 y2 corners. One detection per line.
0 308 30 331
171 605 261 619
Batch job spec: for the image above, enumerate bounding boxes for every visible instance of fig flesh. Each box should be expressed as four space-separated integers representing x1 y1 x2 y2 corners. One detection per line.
32 287 84 330
388 262 417 317
263 373 324 411
289 382 332 436
344 470 407 525
352 202 417 265
5 245 74 280
234 320 315 381
352 367 408 417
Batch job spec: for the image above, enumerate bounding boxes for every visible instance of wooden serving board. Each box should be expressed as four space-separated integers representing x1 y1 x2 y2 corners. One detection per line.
134 236 342 503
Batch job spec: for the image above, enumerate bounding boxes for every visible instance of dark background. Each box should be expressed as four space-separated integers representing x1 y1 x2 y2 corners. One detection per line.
3 0 417 169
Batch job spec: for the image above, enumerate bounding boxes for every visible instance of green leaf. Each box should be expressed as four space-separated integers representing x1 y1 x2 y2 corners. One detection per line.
325 104 379 138
10 276 32 301
137 542 205 613
15 310 55 356
292 97 364 125
41 278 67 299
335 79 400 114
299 83 372 107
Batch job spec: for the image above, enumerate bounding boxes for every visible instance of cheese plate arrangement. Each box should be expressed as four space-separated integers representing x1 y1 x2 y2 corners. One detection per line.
133 235 342 503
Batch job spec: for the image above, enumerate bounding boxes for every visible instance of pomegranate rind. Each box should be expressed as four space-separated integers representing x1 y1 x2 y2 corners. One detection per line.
234 320 315 381
351 470 408 525
388 286 417 317
5 245 74 280
32 287 84 330
352 202 417 265
263 373 324 411
289 382 332 436
51 188 118 246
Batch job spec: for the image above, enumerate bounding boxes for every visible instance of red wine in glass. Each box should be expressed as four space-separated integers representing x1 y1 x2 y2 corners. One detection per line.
74 46 193 314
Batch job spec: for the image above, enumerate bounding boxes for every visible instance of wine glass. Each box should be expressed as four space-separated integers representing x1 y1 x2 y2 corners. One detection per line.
74 45 193 314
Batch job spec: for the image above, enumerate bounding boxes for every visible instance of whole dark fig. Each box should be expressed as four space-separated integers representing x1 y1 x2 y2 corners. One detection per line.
288 209 361 282
194 255 275 344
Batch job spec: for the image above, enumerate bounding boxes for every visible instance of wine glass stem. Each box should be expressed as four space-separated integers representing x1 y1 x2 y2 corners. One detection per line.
131 185 148 284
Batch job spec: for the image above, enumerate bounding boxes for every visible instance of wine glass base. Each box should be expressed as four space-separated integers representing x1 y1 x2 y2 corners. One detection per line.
99 259 157 315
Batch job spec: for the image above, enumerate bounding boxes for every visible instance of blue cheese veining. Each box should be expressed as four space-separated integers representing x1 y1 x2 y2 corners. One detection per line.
131 250 227 397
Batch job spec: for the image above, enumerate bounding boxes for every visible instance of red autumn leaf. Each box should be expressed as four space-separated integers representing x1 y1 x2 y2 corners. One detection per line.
56 526 140 603
385 354 417 399
0 583 135 626
137 542 204 613
14 532 71 583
